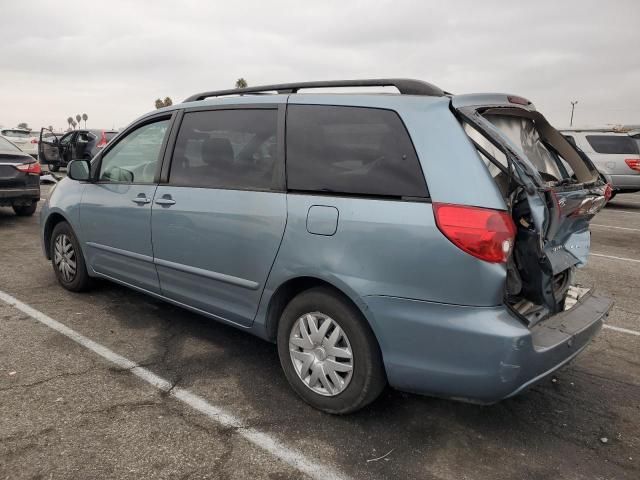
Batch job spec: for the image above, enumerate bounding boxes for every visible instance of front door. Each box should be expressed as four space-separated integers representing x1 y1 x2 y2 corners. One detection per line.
151 107 286 326
80 116 172 293
38 128 63 165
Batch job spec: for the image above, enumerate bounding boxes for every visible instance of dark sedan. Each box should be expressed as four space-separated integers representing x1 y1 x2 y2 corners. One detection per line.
38 128 118 172
0 136 41 216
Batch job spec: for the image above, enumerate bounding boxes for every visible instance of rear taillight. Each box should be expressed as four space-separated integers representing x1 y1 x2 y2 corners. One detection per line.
96 131 108 148
433 203 516 263
625 159 640 172
15 162 41 175
30 138 38 144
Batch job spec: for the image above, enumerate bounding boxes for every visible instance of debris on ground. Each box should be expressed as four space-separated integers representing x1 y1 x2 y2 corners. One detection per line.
367 449 394 463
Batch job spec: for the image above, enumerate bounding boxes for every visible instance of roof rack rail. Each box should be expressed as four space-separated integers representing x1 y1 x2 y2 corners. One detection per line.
184 78 446 102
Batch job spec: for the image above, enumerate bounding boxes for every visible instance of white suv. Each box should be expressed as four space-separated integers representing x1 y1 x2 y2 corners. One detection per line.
0 128 38 157
561 129 640 196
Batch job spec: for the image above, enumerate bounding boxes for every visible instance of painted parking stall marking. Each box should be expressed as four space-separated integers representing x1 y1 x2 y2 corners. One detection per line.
604 324 640 336
0 289 349 480
591 224 640 233
590 252 640 264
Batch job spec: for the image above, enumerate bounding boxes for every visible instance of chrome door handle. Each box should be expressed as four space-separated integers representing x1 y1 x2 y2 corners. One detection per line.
155 198 176 206
132 196 151 205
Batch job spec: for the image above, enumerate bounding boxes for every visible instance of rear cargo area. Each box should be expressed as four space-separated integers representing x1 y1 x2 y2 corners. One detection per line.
456 101 609 324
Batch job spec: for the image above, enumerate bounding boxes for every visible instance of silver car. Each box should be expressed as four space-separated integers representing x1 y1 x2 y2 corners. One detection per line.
40 79 613 413
561 128 640 197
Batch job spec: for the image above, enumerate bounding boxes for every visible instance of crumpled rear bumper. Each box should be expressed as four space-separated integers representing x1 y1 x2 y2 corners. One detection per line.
364 290 613 403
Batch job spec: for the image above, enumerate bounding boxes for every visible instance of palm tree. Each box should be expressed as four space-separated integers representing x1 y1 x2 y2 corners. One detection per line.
235 78 248 89
163 97 173 107
67 117 73 130
75 114 81 128
82 113 88 128
71 120 77 130
155 98 164 109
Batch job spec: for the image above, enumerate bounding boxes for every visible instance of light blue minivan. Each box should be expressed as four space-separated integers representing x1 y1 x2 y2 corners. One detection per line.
41 79 613 413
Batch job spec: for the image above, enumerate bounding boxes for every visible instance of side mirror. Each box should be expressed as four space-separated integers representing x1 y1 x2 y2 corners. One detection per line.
68 160 91 181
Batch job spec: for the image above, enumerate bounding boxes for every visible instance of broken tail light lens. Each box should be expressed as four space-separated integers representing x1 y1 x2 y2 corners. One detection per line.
30 138 38 144
433 203 517 263
625 159 640 172
604 183 613 202
15 162 41 175
96 131 108 148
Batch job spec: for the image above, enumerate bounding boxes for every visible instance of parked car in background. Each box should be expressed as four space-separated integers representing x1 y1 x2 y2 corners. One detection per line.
41 79 612 413
0 128 38 158
0 136 40 216
561 128 640 197
38 128 118 171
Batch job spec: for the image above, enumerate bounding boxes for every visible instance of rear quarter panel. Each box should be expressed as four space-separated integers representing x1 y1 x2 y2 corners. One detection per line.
260 194 506 310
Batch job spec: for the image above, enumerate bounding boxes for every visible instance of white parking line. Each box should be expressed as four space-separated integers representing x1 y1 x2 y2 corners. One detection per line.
591 224 640 233
590 252 640 264
0 289 348 480
604 324 640 336
601 209 640 216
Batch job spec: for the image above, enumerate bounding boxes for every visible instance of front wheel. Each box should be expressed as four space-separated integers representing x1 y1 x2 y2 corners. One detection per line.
50 222 92 292
277 287 386 414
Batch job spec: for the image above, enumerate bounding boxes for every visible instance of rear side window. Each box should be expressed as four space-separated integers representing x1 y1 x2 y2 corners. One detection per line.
286 105 427 198
586 135 638 154
170 109 278 190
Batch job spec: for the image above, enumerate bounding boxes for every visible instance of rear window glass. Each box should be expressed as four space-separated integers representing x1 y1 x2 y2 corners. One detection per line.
0 136 20 152
286 105 427 198
585 135 639 154
170 109 278 190
105 132 118 141
2 130 30 138
484 114 566 182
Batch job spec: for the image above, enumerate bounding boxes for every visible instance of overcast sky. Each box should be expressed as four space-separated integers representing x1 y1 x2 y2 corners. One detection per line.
1 0 638 132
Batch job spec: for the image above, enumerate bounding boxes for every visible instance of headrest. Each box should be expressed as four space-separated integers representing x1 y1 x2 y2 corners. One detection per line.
201 137 234 165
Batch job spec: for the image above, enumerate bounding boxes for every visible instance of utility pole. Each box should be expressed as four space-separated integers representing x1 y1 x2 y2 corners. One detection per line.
570 101 578 127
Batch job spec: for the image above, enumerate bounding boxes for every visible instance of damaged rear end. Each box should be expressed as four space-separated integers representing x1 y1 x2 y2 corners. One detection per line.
450 94 613 398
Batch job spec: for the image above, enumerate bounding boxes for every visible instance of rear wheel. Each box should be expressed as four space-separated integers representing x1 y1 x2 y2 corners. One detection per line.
277 287 386 414
50 222 92 292
13 202 37 216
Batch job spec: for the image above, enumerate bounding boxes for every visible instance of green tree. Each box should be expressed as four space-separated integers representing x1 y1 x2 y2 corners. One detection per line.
67 117 73 130
163 97 173 107
155 98 164 109
75 114 82 127
235 78 248 89
17 122 29 130
82 113 88 128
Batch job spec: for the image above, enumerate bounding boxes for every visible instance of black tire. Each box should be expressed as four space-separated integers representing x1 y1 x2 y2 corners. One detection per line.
277 287 386 414
49 164 60 172
13 202 37 217
50 221 92 292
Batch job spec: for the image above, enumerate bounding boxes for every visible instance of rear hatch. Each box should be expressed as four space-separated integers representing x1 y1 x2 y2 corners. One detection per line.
452 94 609 324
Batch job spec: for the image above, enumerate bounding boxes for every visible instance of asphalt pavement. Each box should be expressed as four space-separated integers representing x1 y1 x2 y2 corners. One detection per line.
0 184 638 480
